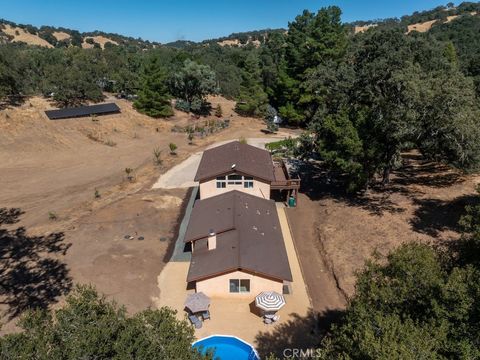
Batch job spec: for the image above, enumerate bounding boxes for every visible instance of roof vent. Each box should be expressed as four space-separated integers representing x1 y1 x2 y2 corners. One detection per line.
208 230 216 250
256 210 261 215
252 225 258 231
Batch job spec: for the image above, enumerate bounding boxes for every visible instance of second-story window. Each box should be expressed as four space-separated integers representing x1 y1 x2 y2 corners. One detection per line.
216 176 226 188
227 174 243 185
244 176 254 188
216 174 254 188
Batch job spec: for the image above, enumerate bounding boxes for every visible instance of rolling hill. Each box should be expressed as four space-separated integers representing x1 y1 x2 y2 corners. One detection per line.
2 2 480 50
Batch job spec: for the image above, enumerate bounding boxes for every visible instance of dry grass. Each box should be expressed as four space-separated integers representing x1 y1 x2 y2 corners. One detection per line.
0 93 283 335
407 19 438 33
53 31 70 41
2 24 53 48
290 151 480 298
354 24 378 33
217 38 261 48
82 36 118 49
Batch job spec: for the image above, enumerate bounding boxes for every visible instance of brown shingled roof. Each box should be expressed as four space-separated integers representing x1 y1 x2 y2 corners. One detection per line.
185 191 293 283
194 141 275 182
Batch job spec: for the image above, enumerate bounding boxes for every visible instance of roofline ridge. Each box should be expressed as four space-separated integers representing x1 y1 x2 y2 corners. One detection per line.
232 191 242 270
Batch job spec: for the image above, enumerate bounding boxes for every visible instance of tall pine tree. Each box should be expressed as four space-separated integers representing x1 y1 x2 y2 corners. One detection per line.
235 52 268 117
134 56 173 118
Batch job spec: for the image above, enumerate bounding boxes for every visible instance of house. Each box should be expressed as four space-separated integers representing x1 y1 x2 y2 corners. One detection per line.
194 141 300 203
184 191 292 297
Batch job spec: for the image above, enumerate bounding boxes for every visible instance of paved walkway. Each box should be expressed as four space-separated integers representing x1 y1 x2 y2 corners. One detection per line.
154 202 311 345
170 187 198 262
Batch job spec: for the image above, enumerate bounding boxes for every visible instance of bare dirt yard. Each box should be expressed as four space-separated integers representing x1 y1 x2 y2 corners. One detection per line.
0 95 296 334
287 151 480 309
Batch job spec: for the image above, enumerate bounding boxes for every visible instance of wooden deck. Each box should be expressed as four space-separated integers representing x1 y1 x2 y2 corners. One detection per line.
271 159 300 206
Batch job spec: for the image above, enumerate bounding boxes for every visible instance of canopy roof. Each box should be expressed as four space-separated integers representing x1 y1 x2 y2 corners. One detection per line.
184 292 210 313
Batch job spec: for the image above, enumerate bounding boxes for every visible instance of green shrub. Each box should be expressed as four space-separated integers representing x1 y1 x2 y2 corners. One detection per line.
169 143 177 155
175 99 191 113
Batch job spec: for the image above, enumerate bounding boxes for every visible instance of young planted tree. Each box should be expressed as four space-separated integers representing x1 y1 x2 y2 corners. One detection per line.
134 56 173 118
153 147 162 165
187 131 194 145
169 142 177 155
124 167 134 182
214 104 223 118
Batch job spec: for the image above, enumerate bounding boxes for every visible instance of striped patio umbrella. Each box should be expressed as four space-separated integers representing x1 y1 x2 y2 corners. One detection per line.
255 291 286 312
184 292 210 314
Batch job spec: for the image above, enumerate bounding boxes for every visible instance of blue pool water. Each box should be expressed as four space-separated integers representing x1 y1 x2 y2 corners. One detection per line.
193 335 260 360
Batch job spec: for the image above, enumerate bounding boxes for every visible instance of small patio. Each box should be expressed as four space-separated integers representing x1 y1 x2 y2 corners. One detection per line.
154 204 311 345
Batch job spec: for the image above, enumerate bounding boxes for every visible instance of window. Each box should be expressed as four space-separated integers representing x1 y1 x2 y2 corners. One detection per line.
244 181 254 188
227 174 242 185
216 176 226 188
216 174 255 189
229 279 250 293
240 279 250 292
229 279 239 293
243 176 254 188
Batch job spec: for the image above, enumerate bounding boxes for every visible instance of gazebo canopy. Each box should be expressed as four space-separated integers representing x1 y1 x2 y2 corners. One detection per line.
184 292 210 313
255 291 286 312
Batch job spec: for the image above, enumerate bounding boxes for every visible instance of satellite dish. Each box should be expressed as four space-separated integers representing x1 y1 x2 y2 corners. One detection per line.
231 164 236 169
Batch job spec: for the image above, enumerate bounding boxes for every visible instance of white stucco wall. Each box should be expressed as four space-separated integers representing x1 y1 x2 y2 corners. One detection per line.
195 270 283 298
199 175 270 200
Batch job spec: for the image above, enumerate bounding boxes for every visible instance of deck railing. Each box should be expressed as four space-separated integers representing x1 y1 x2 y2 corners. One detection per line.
272 158 301 189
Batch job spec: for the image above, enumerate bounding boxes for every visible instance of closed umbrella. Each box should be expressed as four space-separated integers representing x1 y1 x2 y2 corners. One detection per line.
184 292 210 314
255 291 286 312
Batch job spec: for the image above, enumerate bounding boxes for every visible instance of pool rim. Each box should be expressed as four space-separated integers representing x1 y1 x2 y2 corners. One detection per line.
192 334 260 359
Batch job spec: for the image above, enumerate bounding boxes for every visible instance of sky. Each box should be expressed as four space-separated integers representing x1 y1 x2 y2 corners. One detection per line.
0 0 460 43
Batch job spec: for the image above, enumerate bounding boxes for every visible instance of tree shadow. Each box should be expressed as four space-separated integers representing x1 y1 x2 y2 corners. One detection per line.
294 152 467 217
294 161 406 216
394 154 464 188
254 308 344 358
410 195 480 237
0 208 72 320
0 95 27 110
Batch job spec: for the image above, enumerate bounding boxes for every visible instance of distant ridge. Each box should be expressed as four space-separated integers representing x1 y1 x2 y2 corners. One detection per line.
1 2 480 49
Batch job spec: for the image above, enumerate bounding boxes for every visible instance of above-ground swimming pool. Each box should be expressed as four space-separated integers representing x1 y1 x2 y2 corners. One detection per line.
193 335 260 360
